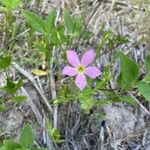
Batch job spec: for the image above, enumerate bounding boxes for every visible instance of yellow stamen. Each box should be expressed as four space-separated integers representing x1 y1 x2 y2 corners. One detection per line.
76 65 86 74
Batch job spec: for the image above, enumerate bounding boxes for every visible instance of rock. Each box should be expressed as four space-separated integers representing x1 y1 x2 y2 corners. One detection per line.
1 108 23 132
104 104 145 139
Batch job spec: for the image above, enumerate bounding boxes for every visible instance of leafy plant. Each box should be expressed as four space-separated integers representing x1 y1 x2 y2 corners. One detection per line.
96 30 128 56
46 121 63 143
3 78 23 94
0 124 47 150
64 9 92 39
0 77 27 111
0 0 21 33
22 9 65 68
0 56 26 111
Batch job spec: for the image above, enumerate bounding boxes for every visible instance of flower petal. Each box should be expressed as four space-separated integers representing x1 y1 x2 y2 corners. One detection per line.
62 66 77 76
85 66 101 79
75 74 87 90
67 50 80 67
81 49 96 66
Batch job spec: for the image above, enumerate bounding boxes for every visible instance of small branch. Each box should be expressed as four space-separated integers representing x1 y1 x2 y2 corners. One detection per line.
0 29 30 52
99 126 104 150
129 92 150 116
35 76 45 94
12 62 53 113
21 87 43 125
50 47 58 128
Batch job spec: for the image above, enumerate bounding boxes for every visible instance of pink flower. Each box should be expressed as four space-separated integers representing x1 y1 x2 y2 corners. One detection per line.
62 49 101 90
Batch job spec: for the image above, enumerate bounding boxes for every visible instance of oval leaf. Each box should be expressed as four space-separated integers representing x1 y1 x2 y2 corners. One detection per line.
31 69 48 76
138 81 150 102
19 124 34 148
144 54 150 70
0 56 11 70
46 8 57 33
64 10 74 34
22 10 46 34
3 140 21 150
12 96 27 103
117 51 139 89
119 96 137 106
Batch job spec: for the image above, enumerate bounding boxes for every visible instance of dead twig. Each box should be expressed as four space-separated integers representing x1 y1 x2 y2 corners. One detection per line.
0 29 30 53
50 47 58 128
129 92 150 116
12 62 53 113
21 86 43 125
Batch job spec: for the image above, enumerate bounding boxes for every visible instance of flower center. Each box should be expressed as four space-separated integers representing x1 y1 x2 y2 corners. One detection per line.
76 65 86 74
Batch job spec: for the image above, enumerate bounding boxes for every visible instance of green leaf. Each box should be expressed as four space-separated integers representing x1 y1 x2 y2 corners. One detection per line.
33 148 48 150
117 51 139 89
107 39 114 49
34 42 47 55
56 25 68 44
0 6 7 13
144 54 150 70
15 148 29 150
10 0 21 9
80 98 95 112
96 30 113 55
48 25 68 46
46 121 62 143
51 128 61 142
115 34 128 45
64 9 74 34
92 112 106 120
119 96 137 105
138 81 150 102
4 78 16 93
22 10 46 34
11 96 27 103
0 56 11 70
73 17 83 37
14 79 23 91
4 78 23 94
2 140 21 150
143 70 150 82
49 29 59 45
0 103 7 112
19 124 34 148
46 8 57 33
81 30 92 40
0 0 21 10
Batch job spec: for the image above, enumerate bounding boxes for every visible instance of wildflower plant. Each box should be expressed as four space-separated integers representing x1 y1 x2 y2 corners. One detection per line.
0 0 21 34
